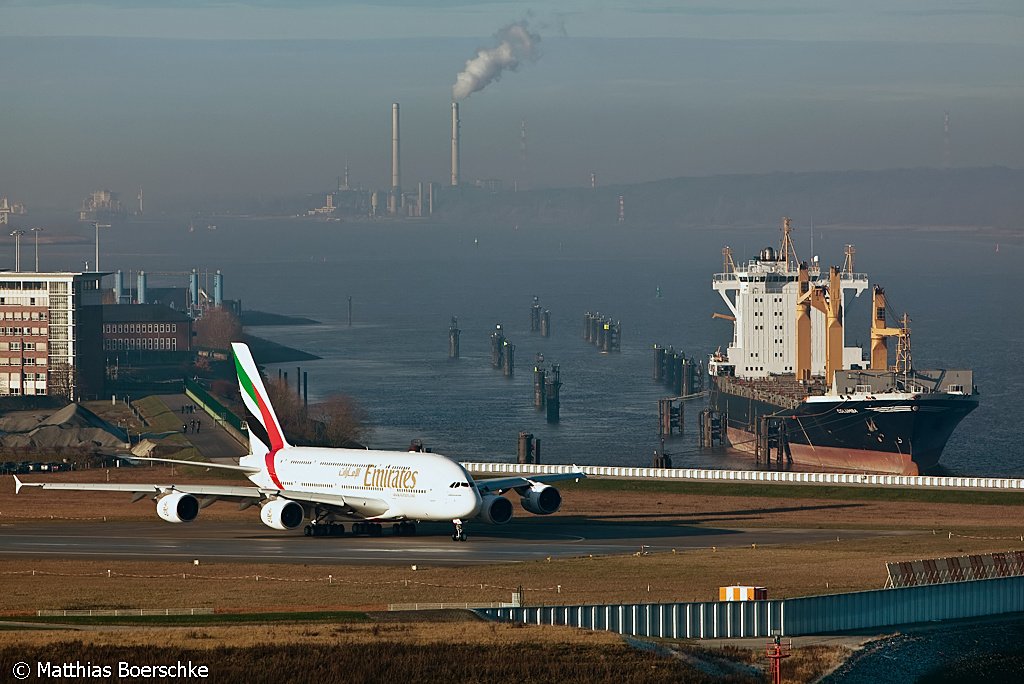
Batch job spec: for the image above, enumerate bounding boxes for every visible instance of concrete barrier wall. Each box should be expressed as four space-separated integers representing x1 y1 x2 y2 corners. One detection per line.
478 576 1024 639
461 462 1024 492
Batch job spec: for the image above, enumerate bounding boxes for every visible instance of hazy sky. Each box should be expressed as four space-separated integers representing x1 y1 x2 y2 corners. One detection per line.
2 1 1022 209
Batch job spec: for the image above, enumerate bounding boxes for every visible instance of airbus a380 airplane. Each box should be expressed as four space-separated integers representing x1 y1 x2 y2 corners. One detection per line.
14 342 584 541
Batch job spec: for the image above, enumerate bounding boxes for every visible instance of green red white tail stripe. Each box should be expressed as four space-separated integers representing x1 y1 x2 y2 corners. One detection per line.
232 342 288 489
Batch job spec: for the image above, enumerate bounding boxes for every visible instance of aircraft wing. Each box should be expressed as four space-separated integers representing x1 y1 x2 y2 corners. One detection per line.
13 477 390 518
475 470 586 495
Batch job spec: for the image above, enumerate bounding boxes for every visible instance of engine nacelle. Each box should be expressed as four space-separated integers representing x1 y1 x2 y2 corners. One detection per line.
261 499 305 530
519 483 561 515
477 493 514 525
156 492 199 523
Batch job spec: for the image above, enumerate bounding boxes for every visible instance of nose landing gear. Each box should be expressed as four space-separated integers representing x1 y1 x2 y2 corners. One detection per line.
451 519 467 542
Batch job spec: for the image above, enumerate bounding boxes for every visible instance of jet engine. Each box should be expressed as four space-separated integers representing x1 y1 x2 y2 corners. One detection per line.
156 492 199 523
261 499 305 530
519 483 561 515
478 493 513 525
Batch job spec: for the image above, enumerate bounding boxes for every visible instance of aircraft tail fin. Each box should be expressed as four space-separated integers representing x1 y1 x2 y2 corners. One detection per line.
231 342 291 453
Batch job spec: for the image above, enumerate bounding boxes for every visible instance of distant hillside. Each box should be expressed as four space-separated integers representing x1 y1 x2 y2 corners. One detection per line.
431 167 1023 231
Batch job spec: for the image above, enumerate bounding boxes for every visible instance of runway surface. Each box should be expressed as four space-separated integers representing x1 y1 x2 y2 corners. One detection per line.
0 517 910 566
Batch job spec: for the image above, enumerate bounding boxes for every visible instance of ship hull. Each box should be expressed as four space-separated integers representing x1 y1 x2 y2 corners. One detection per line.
710 381 978 475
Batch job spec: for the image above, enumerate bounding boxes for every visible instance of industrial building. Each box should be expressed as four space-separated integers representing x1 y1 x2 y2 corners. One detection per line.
101 304 192 358
0 271 104 399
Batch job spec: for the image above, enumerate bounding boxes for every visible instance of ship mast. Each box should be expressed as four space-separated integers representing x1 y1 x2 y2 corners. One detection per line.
779 217 800 271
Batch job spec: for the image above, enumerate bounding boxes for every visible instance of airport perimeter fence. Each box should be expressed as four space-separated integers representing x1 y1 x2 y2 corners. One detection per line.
477 575 1024 639
36 609 214 617
461 462 1024 492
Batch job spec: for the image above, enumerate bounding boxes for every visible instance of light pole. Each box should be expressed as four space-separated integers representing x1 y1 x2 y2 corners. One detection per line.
31 227 43 272
93 222 110 272
9 230 24 272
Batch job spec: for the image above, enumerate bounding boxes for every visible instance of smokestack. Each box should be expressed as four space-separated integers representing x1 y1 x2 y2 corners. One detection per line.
451 101 460 187
390 103 401 215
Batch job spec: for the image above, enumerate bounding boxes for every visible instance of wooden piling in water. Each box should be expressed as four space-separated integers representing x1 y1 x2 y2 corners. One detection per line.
502 341 515 377
530 296 541 332
540 309 550 337
517 432 539 464
448 316 461 359
534 365 546 409
545 364 561 423
490 324 505 369
653 345 665 381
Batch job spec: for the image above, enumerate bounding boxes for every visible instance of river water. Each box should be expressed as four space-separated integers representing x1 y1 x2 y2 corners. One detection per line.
37 215 1023 476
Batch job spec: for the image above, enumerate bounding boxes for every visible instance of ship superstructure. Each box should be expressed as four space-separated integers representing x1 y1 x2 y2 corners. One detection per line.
708 219 977 475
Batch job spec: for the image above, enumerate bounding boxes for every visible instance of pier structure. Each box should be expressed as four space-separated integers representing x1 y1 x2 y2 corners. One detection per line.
583 311 620 352
658 397 682 437
699 408 727 448
653 344 703 397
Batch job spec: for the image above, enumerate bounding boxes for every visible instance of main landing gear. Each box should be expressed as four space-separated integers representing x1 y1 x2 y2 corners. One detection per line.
451 519 467 542
304 521 419 537
392 522 417 536
304 522 344 537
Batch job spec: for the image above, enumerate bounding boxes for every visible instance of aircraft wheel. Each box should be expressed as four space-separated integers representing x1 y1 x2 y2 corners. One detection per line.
304 525 313 537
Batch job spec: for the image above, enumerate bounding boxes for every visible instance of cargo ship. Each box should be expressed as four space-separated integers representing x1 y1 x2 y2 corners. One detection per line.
708 219 977 475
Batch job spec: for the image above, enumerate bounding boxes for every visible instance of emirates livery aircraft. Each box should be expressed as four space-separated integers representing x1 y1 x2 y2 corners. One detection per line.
15 342 584 541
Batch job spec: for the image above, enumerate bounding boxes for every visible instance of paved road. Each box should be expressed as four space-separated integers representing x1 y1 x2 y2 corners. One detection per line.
0 517 910 567
156 394 247 461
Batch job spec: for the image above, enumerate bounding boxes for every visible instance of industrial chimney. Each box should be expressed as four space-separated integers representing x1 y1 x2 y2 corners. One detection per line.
451 102 460 187
390 103 401 215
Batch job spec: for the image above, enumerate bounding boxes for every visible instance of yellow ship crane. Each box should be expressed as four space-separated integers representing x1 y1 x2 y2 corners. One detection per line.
870 286 912 373
798 265 844 389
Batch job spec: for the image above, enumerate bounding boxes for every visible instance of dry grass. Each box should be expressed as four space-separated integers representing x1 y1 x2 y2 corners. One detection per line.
1 531 1020 614
0 620 854 683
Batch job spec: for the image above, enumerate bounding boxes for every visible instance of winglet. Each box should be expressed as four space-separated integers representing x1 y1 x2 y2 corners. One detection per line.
14 475 23 494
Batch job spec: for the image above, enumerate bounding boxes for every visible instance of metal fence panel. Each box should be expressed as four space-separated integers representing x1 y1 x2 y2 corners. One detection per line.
478 576 1024 639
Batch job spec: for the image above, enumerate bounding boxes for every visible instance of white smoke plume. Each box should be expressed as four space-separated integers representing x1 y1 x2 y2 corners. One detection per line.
452 20 541 101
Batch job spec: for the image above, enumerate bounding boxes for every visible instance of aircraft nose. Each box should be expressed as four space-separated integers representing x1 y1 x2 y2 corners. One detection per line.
464 489 483 518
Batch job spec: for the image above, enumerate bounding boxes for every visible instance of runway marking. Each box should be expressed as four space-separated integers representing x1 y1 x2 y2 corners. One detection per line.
0 549 517 564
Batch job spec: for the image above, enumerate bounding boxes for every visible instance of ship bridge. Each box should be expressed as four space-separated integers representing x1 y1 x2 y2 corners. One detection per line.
713 226 868 380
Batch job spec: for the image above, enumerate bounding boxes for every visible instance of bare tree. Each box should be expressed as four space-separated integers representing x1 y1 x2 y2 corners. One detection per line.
48 362 77 400
264 377 366 448
195 308 242 350
311 393 367 448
